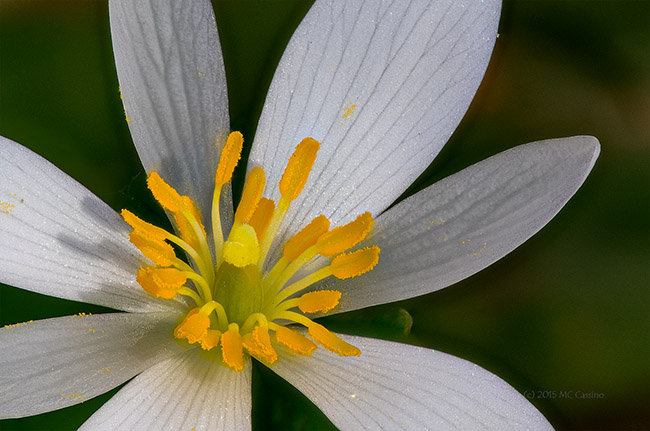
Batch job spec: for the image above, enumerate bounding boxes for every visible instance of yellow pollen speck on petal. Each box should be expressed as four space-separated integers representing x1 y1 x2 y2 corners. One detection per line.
248 198 275 240
308 323 361 357
200 329 221 351
223 224 260 267
174 309 210 344
298 290 341 313
129 232 176 267
121 209 168 242
221 324 244 371
342 103 357 119
279 137 320 202
235 167 266 224
215 132 244 186
331 246 380 280
316 212 374 257
274 326 317 356
0 200 15 214
283 215 330 261
147 172 185 213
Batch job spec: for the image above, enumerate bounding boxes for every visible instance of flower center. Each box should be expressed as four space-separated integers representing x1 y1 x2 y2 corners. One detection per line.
121 133 379 371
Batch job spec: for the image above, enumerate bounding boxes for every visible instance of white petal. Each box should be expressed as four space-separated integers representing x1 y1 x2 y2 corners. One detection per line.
250 0 500 247
271 333 552 431
110 0 231 222
0 312 184 418
80 350 252 431
322 136 600 313
0 137 183 313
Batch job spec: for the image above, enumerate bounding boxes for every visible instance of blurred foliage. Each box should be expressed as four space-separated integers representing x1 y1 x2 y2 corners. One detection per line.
0 0 648 430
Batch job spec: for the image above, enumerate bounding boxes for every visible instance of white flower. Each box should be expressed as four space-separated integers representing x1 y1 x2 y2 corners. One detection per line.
0 0 599 430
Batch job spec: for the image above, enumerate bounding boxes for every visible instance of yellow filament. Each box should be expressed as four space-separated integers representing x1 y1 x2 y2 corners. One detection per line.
128 231 176 267
223 224 260 268
121 209 168 242
316 212 374 256
297 290 341 313
273 326 317 356
234 167 266 224
147 172 185 213
308 322 361 357
283 215 330 261
331 246 380 279
248 198 275 240
200 329 221 350
221 324 244 371
174 309 210 344
279 137 320 202
214 132 244 186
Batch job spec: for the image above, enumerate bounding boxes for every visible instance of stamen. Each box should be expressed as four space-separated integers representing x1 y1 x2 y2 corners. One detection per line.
257 139 321 267
248 198 275 241
330 246 380 279
174 308 210 344
316 212 374 256
273 325 317 356
308 322 361 357
297 290 341 313
128 231 176 267
147 172 185 213
279 137 320 203
213 132 245 259
234 167 266 224
221 323 244 371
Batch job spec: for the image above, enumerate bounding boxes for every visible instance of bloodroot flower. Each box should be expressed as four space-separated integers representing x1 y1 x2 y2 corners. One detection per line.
0 0 599 429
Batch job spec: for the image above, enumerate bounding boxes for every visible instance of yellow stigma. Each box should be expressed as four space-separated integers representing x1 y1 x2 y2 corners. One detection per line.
121 132 380 372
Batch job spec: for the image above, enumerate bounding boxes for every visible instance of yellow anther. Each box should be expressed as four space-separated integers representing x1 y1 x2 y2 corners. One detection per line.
331 246 380 280
200 329 221 351
173 308 210 344
249 198 275 240
274 326 317 356
308 322 361 357
215 132 244 186
121 209 168 242
223 224 260 268
242 326 278 364
137 266 185 299
147 172 185 213
283 215 330 261
150 266 186 288
128 231 176 267
316 212 374 256
234 167 266 224
222 323 244 371
279 137 320 202
298 290 342 313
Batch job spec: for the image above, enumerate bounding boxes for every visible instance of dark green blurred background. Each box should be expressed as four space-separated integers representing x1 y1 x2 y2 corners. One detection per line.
0 1 648 430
